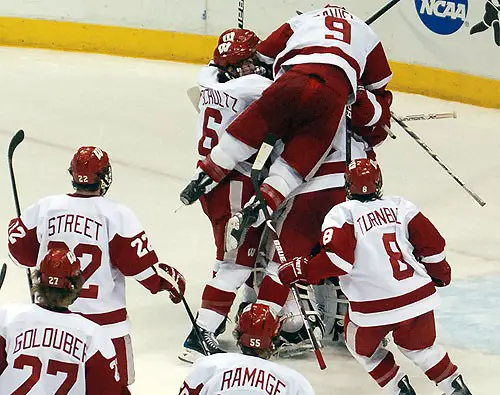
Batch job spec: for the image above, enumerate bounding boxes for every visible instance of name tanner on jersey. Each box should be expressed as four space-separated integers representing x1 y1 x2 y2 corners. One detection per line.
355 207 399 235
14 327 89 362
48 214 103 241
200 87 239 112
220 367 286 393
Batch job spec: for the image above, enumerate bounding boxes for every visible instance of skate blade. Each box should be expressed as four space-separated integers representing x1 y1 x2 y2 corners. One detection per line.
178 348 204 364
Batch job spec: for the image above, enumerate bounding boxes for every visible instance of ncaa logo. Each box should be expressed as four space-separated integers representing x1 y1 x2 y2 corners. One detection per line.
415 0 468 35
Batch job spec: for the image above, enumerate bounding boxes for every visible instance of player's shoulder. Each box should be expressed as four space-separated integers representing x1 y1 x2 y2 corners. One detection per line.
198 64 219 87
192 352 236 370
0 303 34 325
386 195 419 213
323 200 355 227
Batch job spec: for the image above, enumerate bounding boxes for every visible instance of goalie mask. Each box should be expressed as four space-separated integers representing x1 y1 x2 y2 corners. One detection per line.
345 158 383 200
236 303 282 359
69 146 113 196
213 28 268 80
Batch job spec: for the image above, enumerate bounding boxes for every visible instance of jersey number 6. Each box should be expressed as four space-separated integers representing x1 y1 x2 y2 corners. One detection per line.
198 107 222 157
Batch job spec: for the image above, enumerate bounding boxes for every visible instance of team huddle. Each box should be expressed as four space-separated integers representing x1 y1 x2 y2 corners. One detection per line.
1 4 472 395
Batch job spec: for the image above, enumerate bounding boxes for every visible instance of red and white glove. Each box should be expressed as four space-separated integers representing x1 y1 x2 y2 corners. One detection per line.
278 257 309 286
156 263 186 304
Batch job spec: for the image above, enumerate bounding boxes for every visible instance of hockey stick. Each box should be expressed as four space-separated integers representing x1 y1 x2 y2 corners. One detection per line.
187 86 201 113
400 112 457 122
181 296 210 356
237 0 245 28
8 130 34 302
390 112 486 207
365 0 404 25
250 136 327 370
0 264 6 291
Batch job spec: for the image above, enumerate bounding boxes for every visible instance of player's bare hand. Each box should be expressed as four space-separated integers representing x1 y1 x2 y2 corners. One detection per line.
157 263 186 304
278 257 309 286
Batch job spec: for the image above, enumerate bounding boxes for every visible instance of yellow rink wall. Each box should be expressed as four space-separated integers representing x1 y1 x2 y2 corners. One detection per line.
1 17 499 109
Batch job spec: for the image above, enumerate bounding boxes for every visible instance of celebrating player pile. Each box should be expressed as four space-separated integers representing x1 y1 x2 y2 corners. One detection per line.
278 159 472 395
0 248 123 394
8 146 186 392
180 3 393 355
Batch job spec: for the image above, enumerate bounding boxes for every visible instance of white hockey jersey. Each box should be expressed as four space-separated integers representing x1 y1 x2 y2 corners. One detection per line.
179 353 314 394
257 5 393 102
8 194 165 339
310 196 448 327
0 303 121 394
197 65 272 177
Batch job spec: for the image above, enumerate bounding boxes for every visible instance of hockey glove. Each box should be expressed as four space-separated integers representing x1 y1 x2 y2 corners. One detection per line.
351 86 392 128
156 263 186 304
278 257 309 286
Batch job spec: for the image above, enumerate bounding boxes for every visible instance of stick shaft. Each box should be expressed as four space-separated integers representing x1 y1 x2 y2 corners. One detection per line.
365 0 403 25
391 113 486 207
8 130 34 302
237 0 244 28
400 112 457 122
182 296 210 356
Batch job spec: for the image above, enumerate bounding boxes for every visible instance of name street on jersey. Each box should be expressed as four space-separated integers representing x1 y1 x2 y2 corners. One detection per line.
14 327 88 362
200 87 238 113
221 367 286 394
48 214 103 240
356 207 399 235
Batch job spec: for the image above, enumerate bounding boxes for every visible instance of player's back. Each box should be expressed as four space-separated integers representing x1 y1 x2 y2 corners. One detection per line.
270 6 382 97
10 193 155 338
182 353 314 394
197 66 272 175
327 196 440 325
0 303 118 394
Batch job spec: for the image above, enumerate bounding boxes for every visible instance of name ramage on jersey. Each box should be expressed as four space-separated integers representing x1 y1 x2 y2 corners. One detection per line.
220 367 286 393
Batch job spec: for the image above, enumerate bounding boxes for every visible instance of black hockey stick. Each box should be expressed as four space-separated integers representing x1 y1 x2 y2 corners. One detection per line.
237 0 245 28
0 264 7 291
365 0 404 25
390 113 486 207
250 135 327 370
8 130 34 302
181 296 210 356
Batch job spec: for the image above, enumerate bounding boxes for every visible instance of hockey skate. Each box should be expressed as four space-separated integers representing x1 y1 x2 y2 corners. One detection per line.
225 200 261 251
180 171 215 205
449 375 472 395
178 326 225 364
397 375 416 395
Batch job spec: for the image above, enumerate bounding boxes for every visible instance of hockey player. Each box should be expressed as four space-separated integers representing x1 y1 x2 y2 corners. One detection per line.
278 159 472 395
0 247 124 394
179 303 315 394
179 28 273 362
8 146 186 390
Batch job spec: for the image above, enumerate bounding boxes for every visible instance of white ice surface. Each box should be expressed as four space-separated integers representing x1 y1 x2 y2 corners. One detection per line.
0 47 499 394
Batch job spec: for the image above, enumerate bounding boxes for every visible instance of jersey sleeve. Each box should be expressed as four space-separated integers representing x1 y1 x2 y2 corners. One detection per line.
7 203 42 268
108 206 164 293
257 22 294 62
407 209 451 286
361 42 393 94
85 325 122 394
306 205 356 284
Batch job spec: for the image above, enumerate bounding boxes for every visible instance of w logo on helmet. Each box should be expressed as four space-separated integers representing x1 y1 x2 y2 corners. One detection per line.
93 148 104 160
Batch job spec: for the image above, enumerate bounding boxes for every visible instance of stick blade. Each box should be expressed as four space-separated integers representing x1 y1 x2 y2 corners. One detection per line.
8 130 25 159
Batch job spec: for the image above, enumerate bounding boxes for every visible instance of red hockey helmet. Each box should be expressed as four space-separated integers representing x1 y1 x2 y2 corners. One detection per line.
69 146 112 194
213 28 260 68
40 248 81 289
237 303 281 355
345 158 383 197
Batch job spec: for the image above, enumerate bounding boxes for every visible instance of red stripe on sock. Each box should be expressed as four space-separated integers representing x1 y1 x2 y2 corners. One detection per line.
369 352 399 387
425 353 458 383
201 285 236 316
